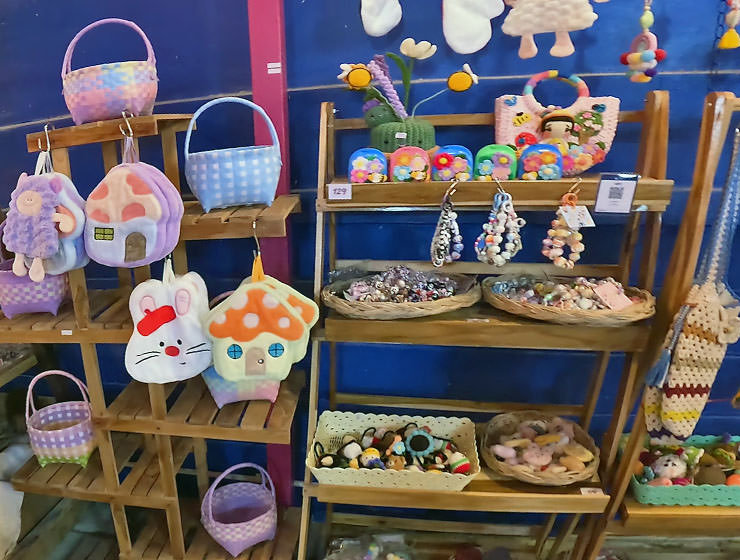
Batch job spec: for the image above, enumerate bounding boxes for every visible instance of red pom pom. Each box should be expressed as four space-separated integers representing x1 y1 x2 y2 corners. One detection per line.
620 53 630 65
655 49 667 61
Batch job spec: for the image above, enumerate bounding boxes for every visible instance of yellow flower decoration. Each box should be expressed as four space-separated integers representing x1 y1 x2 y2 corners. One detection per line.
338 63 372 90
447 64 479 93
397 154 412 166
540 151 557 165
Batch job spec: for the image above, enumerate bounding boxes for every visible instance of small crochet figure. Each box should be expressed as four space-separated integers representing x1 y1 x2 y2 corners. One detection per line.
3 173 73 282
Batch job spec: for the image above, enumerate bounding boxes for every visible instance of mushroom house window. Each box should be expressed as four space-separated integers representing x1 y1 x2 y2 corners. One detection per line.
268 343 285 357
227 344 243 359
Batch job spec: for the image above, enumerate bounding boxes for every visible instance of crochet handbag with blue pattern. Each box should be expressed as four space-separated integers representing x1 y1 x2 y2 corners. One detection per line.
184 97 282 212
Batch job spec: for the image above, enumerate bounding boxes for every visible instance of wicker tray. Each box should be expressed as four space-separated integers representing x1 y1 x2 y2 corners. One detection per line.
481 276 655 327
481 411 600 486
307 411 480 491
322 274 480 320
628 435 740 506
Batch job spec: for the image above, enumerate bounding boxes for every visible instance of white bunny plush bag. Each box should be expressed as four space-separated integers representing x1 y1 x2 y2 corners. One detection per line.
125 260 212 383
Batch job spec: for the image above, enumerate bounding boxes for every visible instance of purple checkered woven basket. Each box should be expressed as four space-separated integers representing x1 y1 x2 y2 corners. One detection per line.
62 18 158 125
201 463 277 557
0 222 68 319
26 370 96 468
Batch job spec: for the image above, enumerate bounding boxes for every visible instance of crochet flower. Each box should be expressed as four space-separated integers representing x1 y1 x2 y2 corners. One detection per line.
540 151 557 165
397 154 412 166
515 132 537 148
338 64 372 90
575 153 593 169
394 166 411 181
494 153 513 167
400 38 438 60
523 155 542 172
592 149 606 164
492 167 510 180
351 169 369 183
410 156 427 171
569 145 584 157
437 167 455 180
434 152 453 168
562 155 575 172
452 157 468 172
538 164 562 180
447 64 478 92
368 159 384 173
353 156 370 170
477 159 495 175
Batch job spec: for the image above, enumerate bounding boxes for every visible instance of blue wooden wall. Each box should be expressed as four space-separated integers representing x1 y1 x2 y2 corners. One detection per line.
1 0 739 487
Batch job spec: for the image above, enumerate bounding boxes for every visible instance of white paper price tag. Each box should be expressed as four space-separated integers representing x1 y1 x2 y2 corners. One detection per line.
580 487 605 496
559 205 595 229
595 173 639 213
395 132 407 140
61 329 73 336
328 183 352 200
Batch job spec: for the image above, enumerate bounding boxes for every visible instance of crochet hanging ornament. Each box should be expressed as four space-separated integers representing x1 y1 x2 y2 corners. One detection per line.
620 0 667 83
442 0 505 54
719 0 740 49
501 0 610 59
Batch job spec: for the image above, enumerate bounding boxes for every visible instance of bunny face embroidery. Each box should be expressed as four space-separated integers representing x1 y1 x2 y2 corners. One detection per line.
125 265 212 384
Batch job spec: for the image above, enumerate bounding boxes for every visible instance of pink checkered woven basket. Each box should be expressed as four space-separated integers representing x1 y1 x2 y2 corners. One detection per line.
201 463 277 557
26 370 96 468
62 18 158 125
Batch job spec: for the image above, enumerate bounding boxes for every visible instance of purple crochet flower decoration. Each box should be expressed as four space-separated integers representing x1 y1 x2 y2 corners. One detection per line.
367 59 407 120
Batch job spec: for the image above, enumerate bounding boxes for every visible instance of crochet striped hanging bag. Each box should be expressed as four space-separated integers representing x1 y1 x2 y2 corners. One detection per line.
645 129 740 443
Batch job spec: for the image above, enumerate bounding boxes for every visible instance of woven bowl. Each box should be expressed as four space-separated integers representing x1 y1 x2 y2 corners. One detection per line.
481 411 600 486
481 276 655 327
322 274 480 320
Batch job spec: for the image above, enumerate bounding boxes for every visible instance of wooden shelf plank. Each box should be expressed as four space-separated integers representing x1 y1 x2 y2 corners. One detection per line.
11 433 178 509
26 115 193 152
129 507 300 560
323 304 650 351
100 370 304 444
0 351 37 388
180 195 301 241
610 497 740 536
319 178 673 212
305 469 609 514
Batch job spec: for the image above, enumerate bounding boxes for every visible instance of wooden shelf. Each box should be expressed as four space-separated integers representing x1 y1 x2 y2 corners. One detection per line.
126 507 300 560
0 349 37 387
100 370 304 444
608 497 740 536
305 468 609 514
180 195 301 241
319 177 674 212
323 303 650 351
27 114 193 152
11 433 191 508
0 290 132 344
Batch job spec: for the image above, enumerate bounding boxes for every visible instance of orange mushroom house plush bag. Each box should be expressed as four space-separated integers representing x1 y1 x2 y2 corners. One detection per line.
202 256 318 406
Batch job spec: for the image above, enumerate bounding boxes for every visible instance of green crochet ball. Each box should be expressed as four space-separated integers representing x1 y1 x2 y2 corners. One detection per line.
364 105 399 128
370 118 436 152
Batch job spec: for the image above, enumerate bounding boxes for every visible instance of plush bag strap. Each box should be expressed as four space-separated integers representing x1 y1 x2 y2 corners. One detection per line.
184 97 281 160
522 70 591 115
34 151 54 176
203 463 275 523
62 18 156 78
25 370 91 421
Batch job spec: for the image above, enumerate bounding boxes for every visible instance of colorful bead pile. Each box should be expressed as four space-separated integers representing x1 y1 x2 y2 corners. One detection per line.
491 276 635 310
489 416 595 474
342 266 457 303
315 424 472 474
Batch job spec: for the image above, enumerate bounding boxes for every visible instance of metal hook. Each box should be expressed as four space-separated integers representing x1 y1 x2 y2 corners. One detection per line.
37 123 52 152
443 180 459 202
119 111 134 138
567 177 583 195
252 220 261 254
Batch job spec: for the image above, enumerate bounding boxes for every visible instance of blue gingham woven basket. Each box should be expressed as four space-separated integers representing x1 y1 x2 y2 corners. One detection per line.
184 97 282 212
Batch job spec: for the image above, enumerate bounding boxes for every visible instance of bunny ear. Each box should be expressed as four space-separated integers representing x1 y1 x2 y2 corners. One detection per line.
50 176 64 193
174 289 191 316
16 173 28 189
140 295 157 314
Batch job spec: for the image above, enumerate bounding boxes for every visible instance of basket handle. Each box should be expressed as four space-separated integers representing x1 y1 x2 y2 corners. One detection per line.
522 70 591 115
184 97 281 161
25 370 91 421
203 462 275 524
62 18 156 78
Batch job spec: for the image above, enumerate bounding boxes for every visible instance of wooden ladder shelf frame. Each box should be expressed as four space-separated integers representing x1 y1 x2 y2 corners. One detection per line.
573 91 740 560
10 114 302 560
299 92 672 560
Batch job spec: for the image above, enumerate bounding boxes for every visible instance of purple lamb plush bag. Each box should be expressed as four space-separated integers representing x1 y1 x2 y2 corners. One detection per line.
0 222 68 319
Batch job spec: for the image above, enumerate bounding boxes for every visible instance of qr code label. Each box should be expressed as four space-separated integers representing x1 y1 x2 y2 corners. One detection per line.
609 185 624 199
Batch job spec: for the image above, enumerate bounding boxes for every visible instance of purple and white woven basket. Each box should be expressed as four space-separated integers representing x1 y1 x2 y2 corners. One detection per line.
62 18 158 125
201 462 277 557
26 370 96 468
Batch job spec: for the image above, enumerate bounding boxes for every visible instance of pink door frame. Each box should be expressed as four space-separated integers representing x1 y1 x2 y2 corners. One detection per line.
247 0 294 506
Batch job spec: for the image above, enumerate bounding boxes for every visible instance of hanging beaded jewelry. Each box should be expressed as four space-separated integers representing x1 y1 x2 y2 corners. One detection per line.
431 182 463 267
542 183 585 269
475 181 526 266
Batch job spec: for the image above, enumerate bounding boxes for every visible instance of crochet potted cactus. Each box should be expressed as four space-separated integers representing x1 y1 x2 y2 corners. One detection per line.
338 38 478 153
